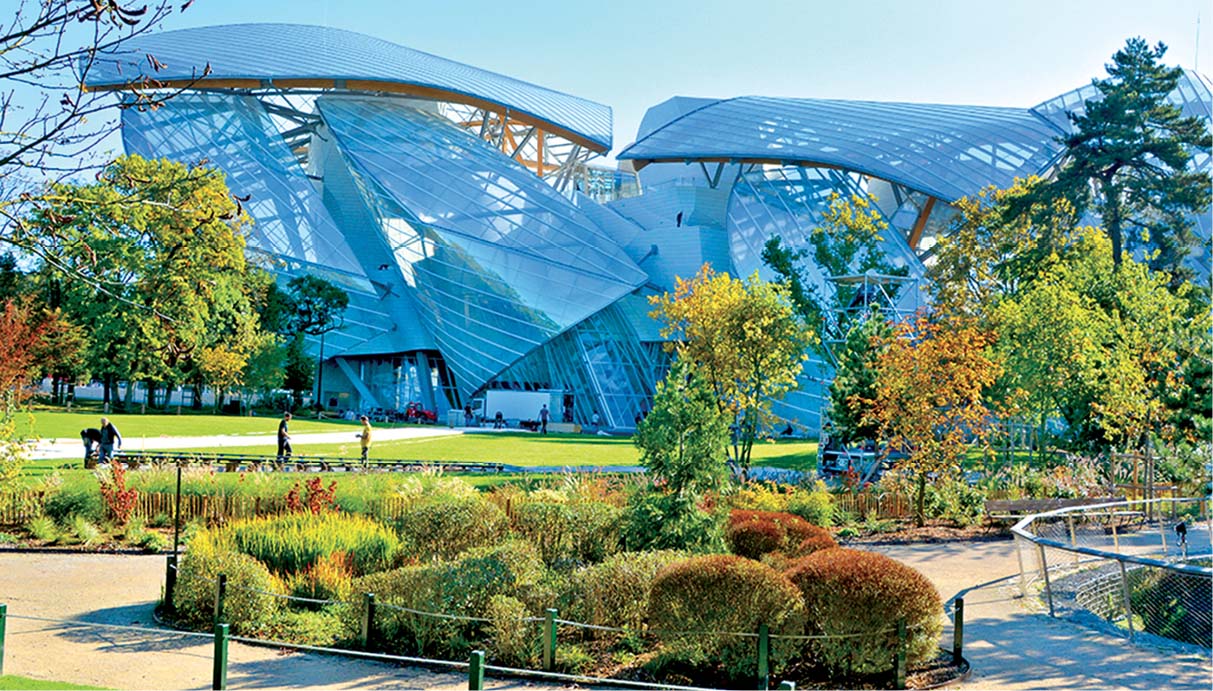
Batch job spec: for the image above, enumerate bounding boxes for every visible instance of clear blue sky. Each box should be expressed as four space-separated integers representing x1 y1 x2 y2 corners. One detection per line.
93 0 1213 157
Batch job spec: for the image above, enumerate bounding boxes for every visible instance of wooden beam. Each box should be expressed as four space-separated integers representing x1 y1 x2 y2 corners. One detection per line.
907 196 937 251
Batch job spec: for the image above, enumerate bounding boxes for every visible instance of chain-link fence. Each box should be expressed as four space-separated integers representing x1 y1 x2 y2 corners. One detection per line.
1013 498 1211 648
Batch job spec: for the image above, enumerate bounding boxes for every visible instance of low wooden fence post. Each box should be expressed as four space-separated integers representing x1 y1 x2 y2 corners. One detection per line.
757 622 770 690
1 602 7 676
360 593 376 650
212 622 229 690
952 597 964 665
164 555 178 614
468 649 485 690
543 607 558 671
213 573 227 625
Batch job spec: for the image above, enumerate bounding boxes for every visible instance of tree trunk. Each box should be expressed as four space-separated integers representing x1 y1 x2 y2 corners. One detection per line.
915 472 927 528
191 382 203 410
1101 178 1124 268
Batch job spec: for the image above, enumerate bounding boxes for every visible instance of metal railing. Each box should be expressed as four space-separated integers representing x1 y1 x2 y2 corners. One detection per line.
1012 497 1212 648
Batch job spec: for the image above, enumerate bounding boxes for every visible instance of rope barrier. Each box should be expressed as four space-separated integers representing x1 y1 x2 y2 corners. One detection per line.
373 601 493 623
481 662 734 691
7 613 214 640
225 634 471 669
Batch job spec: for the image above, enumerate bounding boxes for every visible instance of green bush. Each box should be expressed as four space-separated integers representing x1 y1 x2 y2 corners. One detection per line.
347 540 545 658
26 515 57 542
227 512 398 576
647 555 806 679
785 547 943 674
396 496 508 560
621 492 724 553
173 531 280 635
785 481 835 527
70 516 103 547
487 595 538 667
564 550 687 633
44 485 103 524
512 500 622 566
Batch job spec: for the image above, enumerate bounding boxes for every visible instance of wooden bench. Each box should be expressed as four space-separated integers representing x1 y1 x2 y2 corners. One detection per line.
984 496 1126 528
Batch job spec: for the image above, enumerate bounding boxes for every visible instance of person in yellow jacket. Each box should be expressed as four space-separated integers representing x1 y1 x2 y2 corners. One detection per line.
357 415 372 464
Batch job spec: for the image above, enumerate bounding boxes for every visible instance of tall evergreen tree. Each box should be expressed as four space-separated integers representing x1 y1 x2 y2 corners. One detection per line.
1046 38 1211 280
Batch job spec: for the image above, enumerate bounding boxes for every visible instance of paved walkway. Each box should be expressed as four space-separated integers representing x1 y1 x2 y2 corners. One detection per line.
31 426 462 461
2 539 1209 689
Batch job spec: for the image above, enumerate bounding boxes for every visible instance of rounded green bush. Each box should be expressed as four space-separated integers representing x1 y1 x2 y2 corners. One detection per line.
565 550 687 632
227 512 398 576
173 531 279 635
396 496 508 560
785 547 943 674
647 554 806 679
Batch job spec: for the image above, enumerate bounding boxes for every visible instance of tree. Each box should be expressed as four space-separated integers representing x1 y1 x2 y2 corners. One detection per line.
651 265 810 475
635 358 731 498
1 1 204 253
284 274 349 410
23 155 264 411
825 311 891 445
282 333 315 410
863 315 1000 526
763 192 904 352
1040 38 1211 280
239 332 287 414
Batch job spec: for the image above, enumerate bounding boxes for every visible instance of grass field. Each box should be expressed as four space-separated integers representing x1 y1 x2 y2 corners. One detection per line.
0 676 106 690
167 432 818 469
16 409 378 440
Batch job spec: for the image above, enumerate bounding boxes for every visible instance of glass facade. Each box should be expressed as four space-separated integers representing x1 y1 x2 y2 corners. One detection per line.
93 23 1212 431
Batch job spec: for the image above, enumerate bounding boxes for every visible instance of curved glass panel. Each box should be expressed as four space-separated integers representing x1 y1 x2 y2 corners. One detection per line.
620 96 1063 202
316 95 646 393
87 23 612 150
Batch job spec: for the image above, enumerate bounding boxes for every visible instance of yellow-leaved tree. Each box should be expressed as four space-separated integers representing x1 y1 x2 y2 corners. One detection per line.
651 265 811 476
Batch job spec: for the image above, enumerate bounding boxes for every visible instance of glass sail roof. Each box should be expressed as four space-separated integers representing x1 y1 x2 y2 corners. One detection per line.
618 96 1064 202
315 95 646 394
84 23 612 151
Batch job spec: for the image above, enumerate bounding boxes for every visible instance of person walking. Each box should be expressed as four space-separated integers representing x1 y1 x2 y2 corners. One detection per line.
277 412 293 463
464 404 474 427
98 418 121 463
357 415 372 464
80 427 102 468
539 404 549 435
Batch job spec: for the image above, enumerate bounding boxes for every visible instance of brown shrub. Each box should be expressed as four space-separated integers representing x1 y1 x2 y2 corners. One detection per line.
727 510 836 559
648 554 806 679
786 547 943 674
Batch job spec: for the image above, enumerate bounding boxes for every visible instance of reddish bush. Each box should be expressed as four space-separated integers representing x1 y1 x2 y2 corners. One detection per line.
648 554 806 679
285 477 338 514
98 461 138 526
785 547 943 674
726 510 836 559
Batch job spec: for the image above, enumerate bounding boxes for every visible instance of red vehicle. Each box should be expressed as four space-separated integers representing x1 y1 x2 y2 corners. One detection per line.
404 401 437 424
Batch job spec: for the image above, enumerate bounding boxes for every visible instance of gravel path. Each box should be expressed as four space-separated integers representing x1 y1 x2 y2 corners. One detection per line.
1 540 1209 689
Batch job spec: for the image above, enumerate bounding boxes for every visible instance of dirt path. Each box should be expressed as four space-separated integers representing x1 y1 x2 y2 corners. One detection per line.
1 542 1209 690
0 552 568 690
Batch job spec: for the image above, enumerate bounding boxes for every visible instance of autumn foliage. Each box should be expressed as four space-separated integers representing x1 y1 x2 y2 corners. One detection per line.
726 509 837 559
98 461 139 527
285 477 339 514
785 547 944 674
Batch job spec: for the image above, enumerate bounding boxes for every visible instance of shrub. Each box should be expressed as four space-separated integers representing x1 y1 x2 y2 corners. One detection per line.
726 510 836 559
347 540 545 658
43 485 103 524
785 481 835 527
97 461 138 526
513 500 622 566
132 528 168 552
228 513 398 575
568 501 622 563
281 551 356 603
260 608 345 647
396 496 508 560
487 595 538 667
512 501 572 566
647 555 806 679
26 515 57 542
565 550 687 633
621 492 724 553
785 547 943 674
173 531 279 635
70 516 103 547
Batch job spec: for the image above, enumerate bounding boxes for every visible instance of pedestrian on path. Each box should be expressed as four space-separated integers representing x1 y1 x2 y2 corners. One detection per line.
539 404 549 434
80 427 102 467
98 418 121 463
357 415 372 464
277 412 293 463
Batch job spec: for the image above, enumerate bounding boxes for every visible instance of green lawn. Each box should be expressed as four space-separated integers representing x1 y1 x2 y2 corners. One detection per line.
16 409 376 440
0 676 106 690
169 432 818 470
